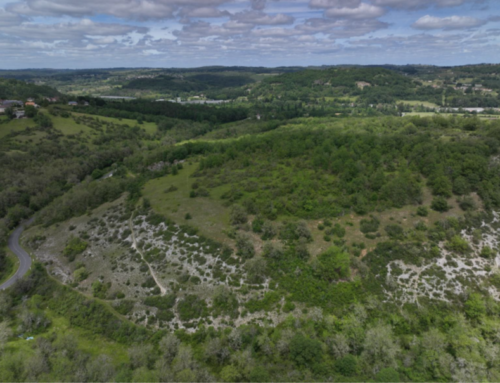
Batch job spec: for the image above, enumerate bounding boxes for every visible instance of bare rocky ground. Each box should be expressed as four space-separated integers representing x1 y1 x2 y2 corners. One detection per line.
23 195 500 331
22 197 287 332
384 213 500 305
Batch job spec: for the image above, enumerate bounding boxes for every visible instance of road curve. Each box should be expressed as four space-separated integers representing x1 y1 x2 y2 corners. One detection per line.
0 218 33 290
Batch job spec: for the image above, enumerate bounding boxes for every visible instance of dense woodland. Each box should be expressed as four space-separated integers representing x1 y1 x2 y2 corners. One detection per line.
1 69 500 382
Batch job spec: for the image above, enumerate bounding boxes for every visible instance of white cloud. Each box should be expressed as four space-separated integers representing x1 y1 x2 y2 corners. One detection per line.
251 0 266 10
0 18 148 41
232 10 294 25
325 3 385 19
179 7 230 17
0 8 25 27
309 0 360 9
6 0 232 20
372 0 469 10
412 15 486 30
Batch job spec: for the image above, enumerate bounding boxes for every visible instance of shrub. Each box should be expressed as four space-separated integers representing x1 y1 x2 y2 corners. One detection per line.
252 216 264 233
315 246 351 281
295 241 310 260
416 206 428 217
262 242 283 259
360 217 380 234
446 235 470 254
332 223 346 238
63 237 88 262
230 204 248 225
144 294 176 310
235 233 255 259
73 267 89 282
458 196 476 211
295 221 312 241
92 280 110 299
282 301 296 313
431 196 449 212
178 295 207 321
480 246 494 259
261 221 276 240
465 293 486 320
385 224 404 240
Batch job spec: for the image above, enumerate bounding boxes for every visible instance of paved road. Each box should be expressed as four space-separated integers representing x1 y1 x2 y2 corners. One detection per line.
0 218 33 290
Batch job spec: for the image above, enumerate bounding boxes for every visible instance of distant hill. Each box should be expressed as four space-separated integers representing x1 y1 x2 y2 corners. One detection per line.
124 73 255 93
0 78 61 100
249 67 444 104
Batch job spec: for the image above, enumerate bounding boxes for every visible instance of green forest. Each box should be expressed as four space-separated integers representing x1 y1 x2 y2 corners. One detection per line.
1 67 500 382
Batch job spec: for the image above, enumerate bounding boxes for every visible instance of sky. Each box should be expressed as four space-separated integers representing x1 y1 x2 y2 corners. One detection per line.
0 0 499 69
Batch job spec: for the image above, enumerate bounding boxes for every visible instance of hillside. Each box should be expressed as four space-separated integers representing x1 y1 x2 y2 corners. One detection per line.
1 66 500 381
0 78 61 100
124 73 255 93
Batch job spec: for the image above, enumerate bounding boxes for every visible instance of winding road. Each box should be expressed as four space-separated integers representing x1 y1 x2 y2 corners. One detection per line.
0 219 33 290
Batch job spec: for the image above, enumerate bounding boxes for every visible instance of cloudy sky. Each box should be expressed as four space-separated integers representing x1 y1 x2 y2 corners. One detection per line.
0 0 499 68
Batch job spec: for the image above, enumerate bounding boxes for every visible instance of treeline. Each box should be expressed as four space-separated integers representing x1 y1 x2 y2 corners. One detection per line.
78 99 248 124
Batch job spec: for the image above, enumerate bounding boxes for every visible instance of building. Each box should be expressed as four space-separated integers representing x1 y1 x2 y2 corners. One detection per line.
68 101 78 106
1 100 22 107
25 101 38 107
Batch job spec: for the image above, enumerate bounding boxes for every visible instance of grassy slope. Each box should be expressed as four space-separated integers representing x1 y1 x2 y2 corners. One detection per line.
0 111 159 148
142 159 472 260
143 161 231 244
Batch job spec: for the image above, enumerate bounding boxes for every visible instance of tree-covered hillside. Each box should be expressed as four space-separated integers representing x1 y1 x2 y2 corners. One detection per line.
0 78 60 100
2 66 500 382
124 74 255 93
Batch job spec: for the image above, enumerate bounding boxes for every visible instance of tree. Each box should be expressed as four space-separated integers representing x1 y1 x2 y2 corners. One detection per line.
34 113 53 128
361 324 400 372
128 344 153 369
261 221 276 240
431 176 453 198
5 107 15 120
328 333 350 359
289 333 323 366
315 246 351 282
236 233 255 259
159 333 180 363
431 196 449 212
465 293 485 321
230 204 248 225
0 321 13 352
244 258 267 284
262 242 283 259
24 105 38 118
220 365 240 382
335 354 358 377
375 367 400 382
295 220 312 241
249 366 270 382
